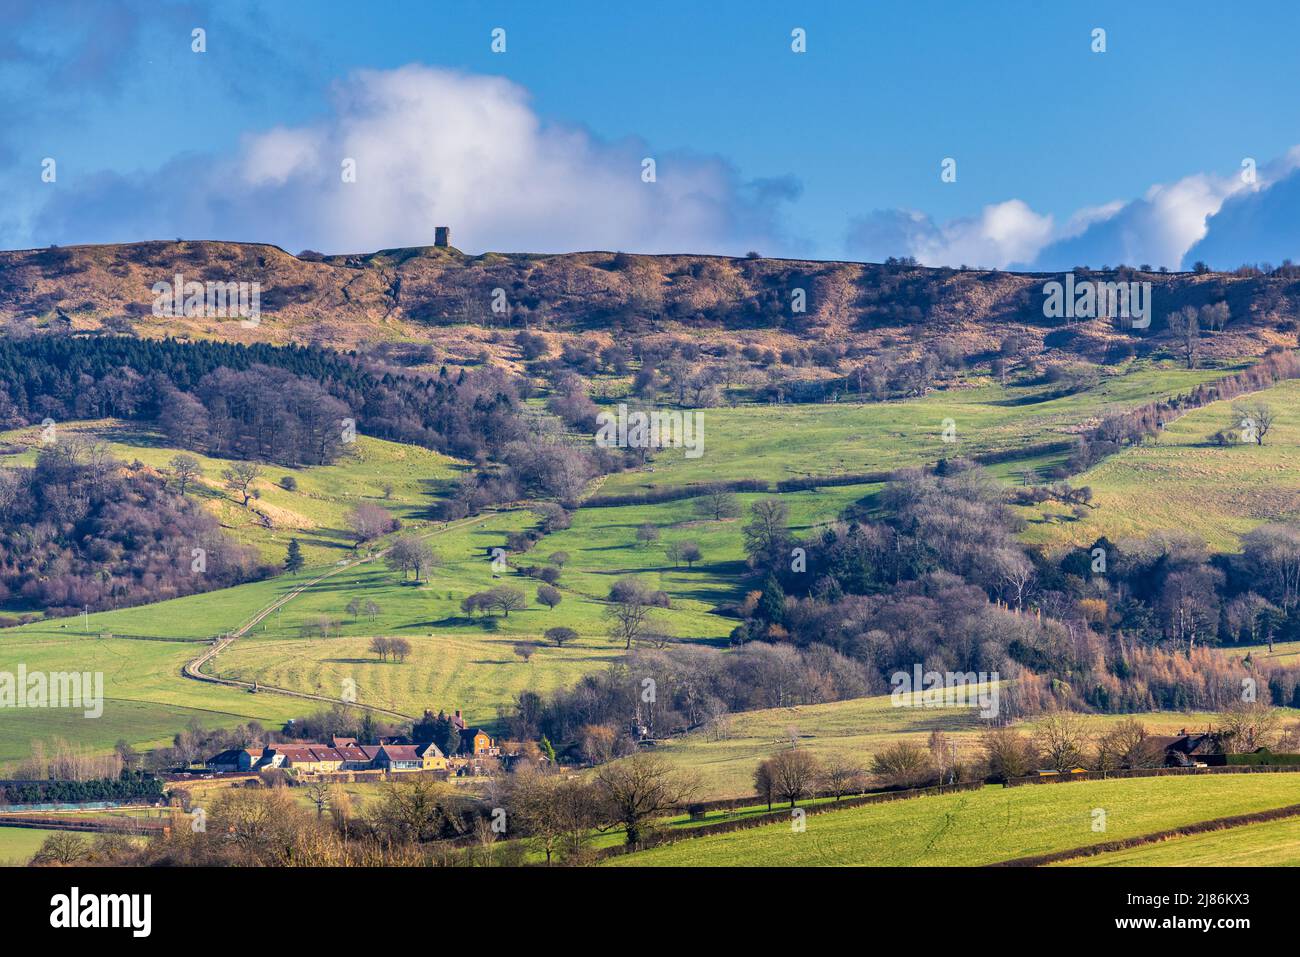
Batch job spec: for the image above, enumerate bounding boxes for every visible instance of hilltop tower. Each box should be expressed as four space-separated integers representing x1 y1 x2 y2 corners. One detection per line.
434 225 451 248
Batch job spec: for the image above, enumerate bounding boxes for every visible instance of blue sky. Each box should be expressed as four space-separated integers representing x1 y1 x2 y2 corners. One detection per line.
5 0 1300 268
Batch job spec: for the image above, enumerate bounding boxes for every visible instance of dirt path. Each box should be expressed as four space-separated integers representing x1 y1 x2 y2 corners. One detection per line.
180 512 504 720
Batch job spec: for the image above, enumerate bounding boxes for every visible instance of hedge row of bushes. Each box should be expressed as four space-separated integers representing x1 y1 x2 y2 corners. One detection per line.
1225 750 1300 766
582 478 770 508
0 772 164 806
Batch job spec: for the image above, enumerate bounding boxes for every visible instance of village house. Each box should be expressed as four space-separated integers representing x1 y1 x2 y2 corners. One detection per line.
206 739 447 776
205 747 267 773
459 728 499 759
203 711 505 777
374 744 423 772
333 743 383 770
270 745 346 773
1149 729 1223 767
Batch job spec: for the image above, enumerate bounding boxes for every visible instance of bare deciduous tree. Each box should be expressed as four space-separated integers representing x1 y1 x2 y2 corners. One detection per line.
169 454 202 494
1033 711 1092 772
697 485 741 521
221 461 263 507
767 748 823 807
594 753 699 846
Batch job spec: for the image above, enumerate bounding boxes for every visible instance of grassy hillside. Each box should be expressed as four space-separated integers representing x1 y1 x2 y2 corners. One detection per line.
0 419 465 565
1021 377 1300 551
596 360 1228 494
0 354 1280 758
608 774 1300 866
602 689 1238 800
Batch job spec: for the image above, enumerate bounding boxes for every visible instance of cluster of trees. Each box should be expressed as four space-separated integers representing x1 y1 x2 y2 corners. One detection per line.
160 367 351 466
749 702 1298 805
0 770 163 806
981 703 1297 780
8 738 142 782
368 636 412 662
503 643 871 755
34 778 485 867
1165 301 1232 369
0 440 265 616
717 465 1300 717
0 334 540 467
461 586 527 618
384 535 439 579
443 435 617 517
496 753 701 859
752 748 872 807
286 706 405 746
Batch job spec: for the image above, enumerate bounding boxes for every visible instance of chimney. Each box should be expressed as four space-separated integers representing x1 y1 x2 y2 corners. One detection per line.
434 225 451 248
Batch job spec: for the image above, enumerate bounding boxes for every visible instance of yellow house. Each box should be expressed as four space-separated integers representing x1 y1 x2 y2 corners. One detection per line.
416 741 448 771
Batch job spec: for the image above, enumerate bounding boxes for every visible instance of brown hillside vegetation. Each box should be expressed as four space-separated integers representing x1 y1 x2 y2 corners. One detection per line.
2 241 1297 371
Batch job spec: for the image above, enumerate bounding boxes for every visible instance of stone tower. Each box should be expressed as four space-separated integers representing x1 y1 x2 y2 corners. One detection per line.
434 225 451 248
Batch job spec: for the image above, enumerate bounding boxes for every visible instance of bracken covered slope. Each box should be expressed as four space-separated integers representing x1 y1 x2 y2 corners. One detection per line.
1 241 1297 367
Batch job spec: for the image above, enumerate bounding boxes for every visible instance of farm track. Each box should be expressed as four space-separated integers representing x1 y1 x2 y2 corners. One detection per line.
180 512 506 720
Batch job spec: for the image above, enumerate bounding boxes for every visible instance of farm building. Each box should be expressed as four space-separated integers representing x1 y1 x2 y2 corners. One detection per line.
1149 730 1223 767
206 748 268 773
204 740 447 775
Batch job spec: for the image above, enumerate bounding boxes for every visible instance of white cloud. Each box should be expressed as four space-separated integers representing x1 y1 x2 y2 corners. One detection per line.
32 64 797 255
845 199 1053 269
1183 147 1300 268
846 150 1300 271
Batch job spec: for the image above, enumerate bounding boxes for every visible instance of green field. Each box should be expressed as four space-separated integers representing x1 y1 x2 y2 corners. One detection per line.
0 357 1280 764
0 628 305 764
0 827 69 865
218 631 625 720
597 360 1230 493
607 774 1300 866
1064 814 1300 866
1021 378 1300 552
600 689 1242 800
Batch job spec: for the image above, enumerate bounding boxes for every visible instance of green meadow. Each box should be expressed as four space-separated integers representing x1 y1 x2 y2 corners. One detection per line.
607 774 1300 866
0 357 1278 761
597 360 1230 493
1063 813 1300 866
1021 377 1300 552
597 688 1242 800
0 629 305 764
0 827 70 865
